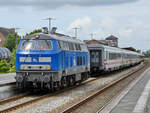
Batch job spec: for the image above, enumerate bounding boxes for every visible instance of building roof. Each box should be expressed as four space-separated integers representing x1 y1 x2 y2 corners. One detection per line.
122 47 136 52
105 35 118 40
84 39 107 45
0 27 15 38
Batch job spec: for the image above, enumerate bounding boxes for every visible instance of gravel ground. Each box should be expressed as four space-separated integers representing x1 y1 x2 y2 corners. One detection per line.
17 64 142 113
0 73 16 85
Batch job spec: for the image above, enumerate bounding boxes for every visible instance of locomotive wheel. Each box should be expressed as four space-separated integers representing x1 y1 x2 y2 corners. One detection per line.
69 76 75 87
50 82 54 92
55 81 60 91
61 76 67 88
22 81 27 89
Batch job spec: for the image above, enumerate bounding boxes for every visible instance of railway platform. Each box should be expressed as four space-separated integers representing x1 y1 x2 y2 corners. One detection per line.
0 73 16 85
101 66 150 113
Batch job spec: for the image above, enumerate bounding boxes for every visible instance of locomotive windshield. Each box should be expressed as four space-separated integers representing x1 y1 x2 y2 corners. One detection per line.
38 40 52 50
20 40 35 50
20 39 52 50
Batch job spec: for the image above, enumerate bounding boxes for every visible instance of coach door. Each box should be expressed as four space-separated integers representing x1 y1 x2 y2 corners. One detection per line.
90 50 102 67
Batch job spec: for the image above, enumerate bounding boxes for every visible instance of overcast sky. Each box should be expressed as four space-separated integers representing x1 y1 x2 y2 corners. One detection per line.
0 0 149 51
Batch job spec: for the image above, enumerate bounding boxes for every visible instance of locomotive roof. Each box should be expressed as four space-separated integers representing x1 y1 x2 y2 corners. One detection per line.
87 44 142 56
24 33 84 44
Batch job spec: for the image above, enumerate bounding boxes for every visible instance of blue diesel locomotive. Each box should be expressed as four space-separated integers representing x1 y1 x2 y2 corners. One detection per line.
15 33 90 90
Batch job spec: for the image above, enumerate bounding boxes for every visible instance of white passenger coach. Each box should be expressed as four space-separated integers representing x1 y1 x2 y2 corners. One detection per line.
88 44 142 73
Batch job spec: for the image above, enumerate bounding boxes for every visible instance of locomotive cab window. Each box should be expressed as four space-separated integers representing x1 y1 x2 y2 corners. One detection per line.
38 40 52 50
20 40 35 51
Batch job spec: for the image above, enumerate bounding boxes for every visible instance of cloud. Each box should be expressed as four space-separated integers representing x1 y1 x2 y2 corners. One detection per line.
66 17 92 38
0 0 139 9
67 17 92 31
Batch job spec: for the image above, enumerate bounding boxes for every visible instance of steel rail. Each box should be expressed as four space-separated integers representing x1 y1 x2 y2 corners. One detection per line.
61 63 147 113
0 75 100 113
0 93 29 105
0 63 144 113
0 82 15 87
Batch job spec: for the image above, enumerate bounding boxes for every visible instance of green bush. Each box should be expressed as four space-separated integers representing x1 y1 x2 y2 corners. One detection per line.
0 60 10 73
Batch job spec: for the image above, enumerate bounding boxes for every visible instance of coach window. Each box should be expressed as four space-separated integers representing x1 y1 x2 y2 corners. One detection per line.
106 51 108 60
109 53 112 60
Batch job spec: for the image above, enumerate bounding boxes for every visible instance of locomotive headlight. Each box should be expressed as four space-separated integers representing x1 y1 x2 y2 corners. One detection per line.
46 65 51 70
20 65 25 70
20 65 51 70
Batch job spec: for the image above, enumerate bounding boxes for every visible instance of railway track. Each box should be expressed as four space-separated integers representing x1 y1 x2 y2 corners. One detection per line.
0 82 15 87
0 63 145 113
58 62 149 113
0 77 99 113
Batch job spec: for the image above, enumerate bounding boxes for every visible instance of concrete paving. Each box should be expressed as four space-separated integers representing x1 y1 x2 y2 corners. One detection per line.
0 73 16 85
101 67 150 113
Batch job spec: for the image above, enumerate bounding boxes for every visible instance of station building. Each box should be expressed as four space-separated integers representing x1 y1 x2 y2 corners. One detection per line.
84 35 118 47
0 27 15 47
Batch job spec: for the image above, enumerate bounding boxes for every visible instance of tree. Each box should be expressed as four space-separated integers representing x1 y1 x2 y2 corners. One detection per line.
136 49 141 53
0 60 10 73
143 50 150 58
4 33 21 52
26 29 42 36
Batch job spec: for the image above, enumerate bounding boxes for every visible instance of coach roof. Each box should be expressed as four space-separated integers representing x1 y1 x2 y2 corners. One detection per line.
24 33 84 44
88 44 141 56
